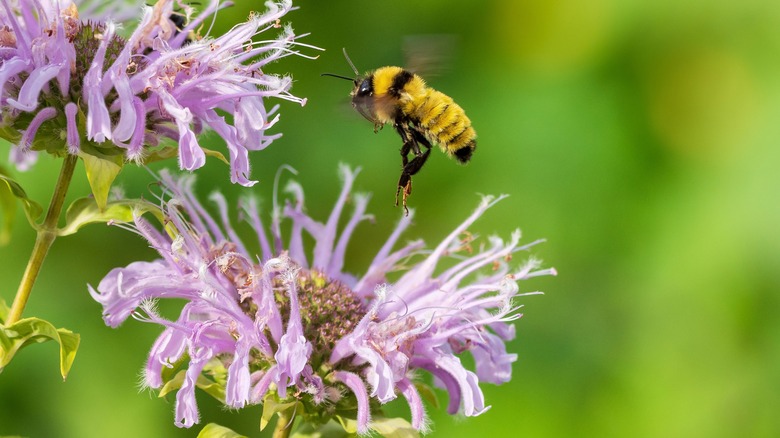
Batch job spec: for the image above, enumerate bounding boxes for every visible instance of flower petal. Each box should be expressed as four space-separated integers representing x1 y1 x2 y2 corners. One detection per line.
334 371 371 435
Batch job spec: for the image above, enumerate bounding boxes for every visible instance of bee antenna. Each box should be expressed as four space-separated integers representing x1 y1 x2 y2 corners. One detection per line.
321 73 356 82
342 48 360 76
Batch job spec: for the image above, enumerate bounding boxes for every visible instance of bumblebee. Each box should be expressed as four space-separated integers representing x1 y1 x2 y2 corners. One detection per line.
324 49 477 214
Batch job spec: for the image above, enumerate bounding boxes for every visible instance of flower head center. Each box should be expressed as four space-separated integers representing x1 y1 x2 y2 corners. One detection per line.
274 269 367 369
70 21 126 102
0 25 16 47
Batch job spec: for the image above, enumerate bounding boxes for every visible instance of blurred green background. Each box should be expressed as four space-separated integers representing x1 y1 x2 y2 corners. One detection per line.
2 0 780 436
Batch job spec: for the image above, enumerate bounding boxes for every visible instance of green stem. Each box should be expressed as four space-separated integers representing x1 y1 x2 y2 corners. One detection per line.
6 155 78 325
272 409 296 438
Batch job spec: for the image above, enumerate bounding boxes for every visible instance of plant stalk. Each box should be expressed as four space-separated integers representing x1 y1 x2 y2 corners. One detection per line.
6 155 78 325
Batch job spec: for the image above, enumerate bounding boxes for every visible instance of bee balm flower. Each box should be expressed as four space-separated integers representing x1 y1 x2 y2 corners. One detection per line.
89 166 554 433
1 0 313 185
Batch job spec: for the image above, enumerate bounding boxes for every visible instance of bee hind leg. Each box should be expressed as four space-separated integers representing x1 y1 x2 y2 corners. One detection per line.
393 122 433 215
395 180 412 216
395 146 431 215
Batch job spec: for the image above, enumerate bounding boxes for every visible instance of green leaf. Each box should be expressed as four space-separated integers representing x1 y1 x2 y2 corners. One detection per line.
202 356 229 383
0 311 80 380
260 394 300 431
414 381 439 409
0 168 44 237
202 147 229 165
158 369 186 398
370 417 419 438
328 416 419 438
142 143 229 167
333 416 358 435
196 423 248 438
58 197 161 237
0 125 22 144
196 357 228 402
292 420 355 438
0 173 16 245
159 353 190 385
157 358 227 402
79 152 123 211
0 300 9 322
196 374 226 403
140 144 178 163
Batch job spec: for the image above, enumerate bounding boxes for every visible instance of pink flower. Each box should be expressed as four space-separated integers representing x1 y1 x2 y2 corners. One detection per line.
1 0 315 185
90 166 554 432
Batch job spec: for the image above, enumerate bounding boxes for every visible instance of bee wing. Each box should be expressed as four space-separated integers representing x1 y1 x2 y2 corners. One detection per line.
374 92 399 117
352 94 377 123
403 34 459 78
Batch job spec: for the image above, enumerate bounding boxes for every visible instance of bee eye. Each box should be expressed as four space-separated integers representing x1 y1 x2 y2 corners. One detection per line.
358 78 372 96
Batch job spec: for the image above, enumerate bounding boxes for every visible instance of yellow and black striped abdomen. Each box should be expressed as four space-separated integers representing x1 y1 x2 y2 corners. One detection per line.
407 87 477 163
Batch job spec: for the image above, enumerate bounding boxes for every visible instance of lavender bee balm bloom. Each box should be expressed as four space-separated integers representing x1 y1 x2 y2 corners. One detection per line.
0 0 312 185
90 167 555 433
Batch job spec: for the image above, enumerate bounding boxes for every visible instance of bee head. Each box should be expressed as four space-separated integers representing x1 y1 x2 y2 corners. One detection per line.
322 49 379 124
351 77 378 125
354 77 372 97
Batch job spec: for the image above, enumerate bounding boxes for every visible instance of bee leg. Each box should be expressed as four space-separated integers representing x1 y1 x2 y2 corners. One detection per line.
395 140 414 212
394 124 414 213
395 146 431 215
398 136 413 167
401 129 432 186
394 122 433 215
396 179 412 216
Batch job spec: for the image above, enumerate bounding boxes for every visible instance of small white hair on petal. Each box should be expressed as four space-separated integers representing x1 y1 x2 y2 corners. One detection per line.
281 264 301 284
264 256 289 272
139 296 161 317
374 283 389 301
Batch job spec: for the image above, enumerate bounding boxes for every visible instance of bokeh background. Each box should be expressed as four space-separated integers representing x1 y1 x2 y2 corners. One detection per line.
2 0 780 436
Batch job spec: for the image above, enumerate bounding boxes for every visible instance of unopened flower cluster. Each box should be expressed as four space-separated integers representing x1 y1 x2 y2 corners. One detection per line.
90 166 554 433
0 0 311 184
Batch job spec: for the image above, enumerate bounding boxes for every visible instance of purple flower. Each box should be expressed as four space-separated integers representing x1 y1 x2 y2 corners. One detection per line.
1 0 314 185
90 166 555 433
